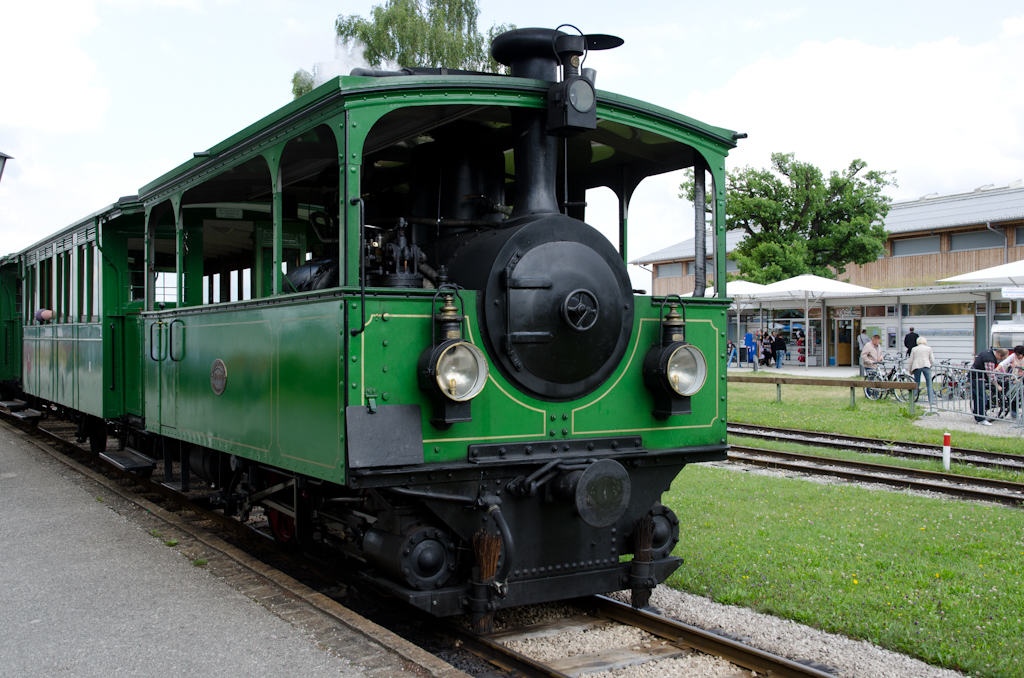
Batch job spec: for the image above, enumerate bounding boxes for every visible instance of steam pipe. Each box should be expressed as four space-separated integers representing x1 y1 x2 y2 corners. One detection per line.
308 212 339 244
693 157 706 297
368 216 502 229
509 109 560 219
489 505 515 584
387 486 476 505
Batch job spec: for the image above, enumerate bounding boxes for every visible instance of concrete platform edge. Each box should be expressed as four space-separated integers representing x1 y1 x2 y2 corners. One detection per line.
6 420 469 678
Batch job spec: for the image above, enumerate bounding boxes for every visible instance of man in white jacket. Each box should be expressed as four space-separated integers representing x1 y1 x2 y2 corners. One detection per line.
908 336 936 411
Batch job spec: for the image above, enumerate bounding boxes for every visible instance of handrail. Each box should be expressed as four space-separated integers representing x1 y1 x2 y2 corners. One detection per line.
169 319 184 362
109 323 116 391
149 322 159 361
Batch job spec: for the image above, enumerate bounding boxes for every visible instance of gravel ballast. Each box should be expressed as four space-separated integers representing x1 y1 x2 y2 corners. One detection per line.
608 586 968 678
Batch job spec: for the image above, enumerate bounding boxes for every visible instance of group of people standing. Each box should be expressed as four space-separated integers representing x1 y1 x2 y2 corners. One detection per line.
969 344 1024 424
859 326 943 412
858 325 1024 424
737 331 787 369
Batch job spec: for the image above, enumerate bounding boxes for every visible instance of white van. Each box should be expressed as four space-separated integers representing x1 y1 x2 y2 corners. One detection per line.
990 321 1024 349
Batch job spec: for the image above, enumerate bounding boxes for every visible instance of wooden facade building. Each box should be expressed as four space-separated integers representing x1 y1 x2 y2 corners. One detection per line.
634 182 1024 296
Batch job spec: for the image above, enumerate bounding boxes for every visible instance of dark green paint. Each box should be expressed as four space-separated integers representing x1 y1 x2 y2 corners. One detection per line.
7 69 734 487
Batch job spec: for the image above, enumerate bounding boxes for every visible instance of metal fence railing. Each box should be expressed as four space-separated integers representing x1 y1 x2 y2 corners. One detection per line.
928 363 1023 432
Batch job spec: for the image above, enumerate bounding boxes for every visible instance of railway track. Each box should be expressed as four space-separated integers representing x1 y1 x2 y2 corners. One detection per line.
728 423 1024 471
2 411 837 678
728 444 1024 506
451 594 838 677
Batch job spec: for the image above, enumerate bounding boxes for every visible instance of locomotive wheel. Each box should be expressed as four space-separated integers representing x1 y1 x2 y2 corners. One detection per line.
267 508 298 549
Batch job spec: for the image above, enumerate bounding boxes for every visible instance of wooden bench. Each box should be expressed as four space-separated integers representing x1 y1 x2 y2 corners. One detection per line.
727 375 921 412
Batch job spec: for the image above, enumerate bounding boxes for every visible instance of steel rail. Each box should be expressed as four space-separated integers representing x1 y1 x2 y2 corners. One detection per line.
443 593 839 678
585 595 838 678
442 622 573 678
728 445 1024 506
728 423 1024 469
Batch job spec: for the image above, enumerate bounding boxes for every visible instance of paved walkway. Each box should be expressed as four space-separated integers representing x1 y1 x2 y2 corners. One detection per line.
0 423 367 678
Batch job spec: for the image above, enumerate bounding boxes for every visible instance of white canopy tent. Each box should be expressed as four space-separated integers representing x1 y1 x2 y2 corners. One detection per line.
748 275 877 369
725 280 769 296
938 260 1024 285
940 260 1024 320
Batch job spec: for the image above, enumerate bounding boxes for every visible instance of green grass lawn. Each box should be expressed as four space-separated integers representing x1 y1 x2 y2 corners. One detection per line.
728 381 1023 456
664 465 1024 678
655 381 1024 676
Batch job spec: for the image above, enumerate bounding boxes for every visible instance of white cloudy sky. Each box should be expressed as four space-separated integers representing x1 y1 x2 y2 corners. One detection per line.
1 0 1022 290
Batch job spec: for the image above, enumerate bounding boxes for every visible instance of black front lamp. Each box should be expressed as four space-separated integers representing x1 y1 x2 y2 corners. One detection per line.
546 30 622 136
548 72 596 135
643 300 708 419
419 286 489 429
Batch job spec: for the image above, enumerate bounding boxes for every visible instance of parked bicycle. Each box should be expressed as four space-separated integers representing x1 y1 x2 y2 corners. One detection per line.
935 359 971 402
863 353 920 402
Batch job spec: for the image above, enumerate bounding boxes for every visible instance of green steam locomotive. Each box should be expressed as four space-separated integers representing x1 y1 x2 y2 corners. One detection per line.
0 27 737 624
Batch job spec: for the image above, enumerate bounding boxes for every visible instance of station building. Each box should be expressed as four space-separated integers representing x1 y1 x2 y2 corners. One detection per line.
632 182 1024 365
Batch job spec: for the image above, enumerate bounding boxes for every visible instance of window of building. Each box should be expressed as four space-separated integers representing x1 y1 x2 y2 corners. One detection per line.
864 306 887 317
904 302 974 316
1016 225 1024 247
679 258 736 276
891 235 940 257
656 263 682 278
949 228 1005 252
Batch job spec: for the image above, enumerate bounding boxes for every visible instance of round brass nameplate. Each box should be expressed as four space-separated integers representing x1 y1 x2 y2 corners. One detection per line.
211 359 227 395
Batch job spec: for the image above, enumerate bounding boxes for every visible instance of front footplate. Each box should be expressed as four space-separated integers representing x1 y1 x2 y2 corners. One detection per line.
359 556 683 617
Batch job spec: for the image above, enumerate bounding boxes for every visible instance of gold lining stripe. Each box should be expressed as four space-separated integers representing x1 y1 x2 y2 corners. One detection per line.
571 318 721 435
464 320 548 428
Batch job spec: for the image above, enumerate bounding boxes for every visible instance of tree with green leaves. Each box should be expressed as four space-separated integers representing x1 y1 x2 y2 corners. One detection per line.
680 153 896 284
292 0 512 99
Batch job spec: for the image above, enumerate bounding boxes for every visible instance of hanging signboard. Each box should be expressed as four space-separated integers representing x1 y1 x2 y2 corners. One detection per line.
827 306 862 318
1001 287 1024 299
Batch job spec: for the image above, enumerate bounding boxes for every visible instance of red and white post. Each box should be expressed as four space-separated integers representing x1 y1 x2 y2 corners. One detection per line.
942 432 951 471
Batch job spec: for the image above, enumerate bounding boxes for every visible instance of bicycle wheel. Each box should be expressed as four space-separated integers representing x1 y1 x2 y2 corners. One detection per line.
894 373 920 403
938 374 955 401
864 374 884 401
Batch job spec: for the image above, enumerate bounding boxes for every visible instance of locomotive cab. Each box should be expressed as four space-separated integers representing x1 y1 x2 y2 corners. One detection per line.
335 27 735 619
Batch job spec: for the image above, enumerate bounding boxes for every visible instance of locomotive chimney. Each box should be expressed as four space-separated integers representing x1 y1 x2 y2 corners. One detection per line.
492 29 564 219
491 28 622 220
508 109 560 218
